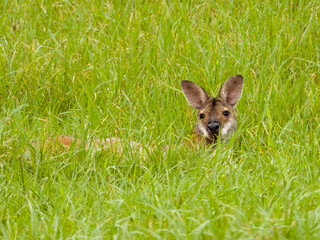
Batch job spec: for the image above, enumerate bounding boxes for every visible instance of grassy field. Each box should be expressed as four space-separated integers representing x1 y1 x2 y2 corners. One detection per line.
0 0 320 239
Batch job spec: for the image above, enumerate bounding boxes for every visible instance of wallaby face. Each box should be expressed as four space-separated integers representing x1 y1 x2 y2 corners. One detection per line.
181 75 243 146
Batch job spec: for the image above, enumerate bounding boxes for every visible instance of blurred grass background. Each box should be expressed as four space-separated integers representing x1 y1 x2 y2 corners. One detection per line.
0 0 319 239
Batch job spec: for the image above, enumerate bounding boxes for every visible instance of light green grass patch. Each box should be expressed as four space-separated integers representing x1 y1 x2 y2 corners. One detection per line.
0 0 319 239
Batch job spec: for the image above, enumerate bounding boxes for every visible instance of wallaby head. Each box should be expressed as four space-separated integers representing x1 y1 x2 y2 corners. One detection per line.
181 75 244 146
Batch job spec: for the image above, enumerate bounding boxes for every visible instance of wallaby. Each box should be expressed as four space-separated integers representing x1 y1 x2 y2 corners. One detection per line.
181 75 243 147
38 75 243 155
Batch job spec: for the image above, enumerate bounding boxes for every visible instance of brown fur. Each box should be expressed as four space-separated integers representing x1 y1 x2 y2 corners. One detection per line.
37 76 243 155
194 97 237 145
181 75 244 147
43 136 132 154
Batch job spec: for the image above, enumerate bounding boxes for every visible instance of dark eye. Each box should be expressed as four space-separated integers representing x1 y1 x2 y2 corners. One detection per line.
223 111 230 117
199 113 205 119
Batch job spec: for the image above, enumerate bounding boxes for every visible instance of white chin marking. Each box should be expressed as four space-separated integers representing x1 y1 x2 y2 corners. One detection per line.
221 121 234 138
199 125 209 138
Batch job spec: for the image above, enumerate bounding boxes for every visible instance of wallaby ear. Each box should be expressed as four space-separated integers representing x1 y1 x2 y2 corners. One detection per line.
181 80 210 109
219 75 244 106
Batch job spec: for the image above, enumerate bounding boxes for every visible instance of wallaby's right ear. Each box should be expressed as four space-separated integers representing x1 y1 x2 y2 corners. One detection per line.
181 81 210 109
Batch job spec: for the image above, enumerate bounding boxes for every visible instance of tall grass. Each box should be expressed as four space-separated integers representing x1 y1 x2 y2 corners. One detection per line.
0 0 319 238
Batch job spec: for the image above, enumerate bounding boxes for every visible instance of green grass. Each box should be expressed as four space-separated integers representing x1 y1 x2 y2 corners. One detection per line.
0 0 320 239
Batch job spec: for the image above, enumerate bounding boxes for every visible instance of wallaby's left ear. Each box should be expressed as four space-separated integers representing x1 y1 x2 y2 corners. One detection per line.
219 75 244 106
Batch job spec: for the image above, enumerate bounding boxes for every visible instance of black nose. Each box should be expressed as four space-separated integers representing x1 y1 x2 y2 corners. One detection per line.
208 121 220 134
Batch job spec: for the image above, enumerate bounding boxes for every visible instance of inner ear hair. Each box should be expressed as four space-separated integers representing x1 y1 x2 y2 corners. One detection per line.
219 75 243 106
181 80 210 109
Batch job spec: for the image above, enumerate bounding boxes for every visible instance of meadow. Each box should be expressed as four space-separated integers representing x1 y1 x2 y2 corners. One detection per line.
0 0 319 239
